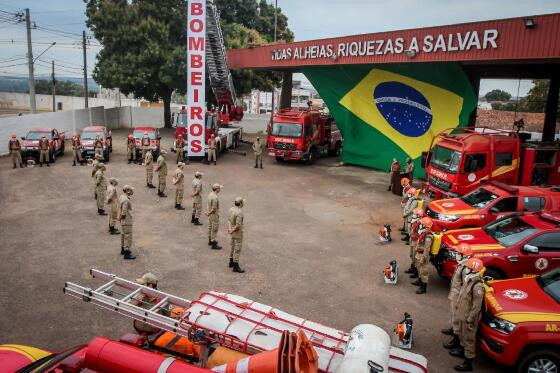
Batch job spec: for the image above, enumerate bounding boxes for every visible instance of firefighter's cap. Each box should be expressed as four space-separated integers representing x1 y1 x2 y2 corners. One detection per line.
413 208 424 217
11 134 16 138
456 243 473 257
109 177 118 185
420 217 433 228
234 197 245 205
466 258 484 272
400 177 410 186
177 162 185 168
195 171 203 177
136 273 158 286
123 184 134 193
212 183 222 190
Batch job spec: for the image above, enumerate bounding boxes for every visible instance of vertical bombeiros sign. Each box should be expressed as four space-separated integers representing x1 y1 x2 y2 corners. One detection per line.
187 0 206 156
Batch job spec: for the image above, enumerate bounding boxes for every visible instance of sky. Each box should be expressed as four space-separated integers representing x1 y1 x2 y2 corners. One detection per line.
0 0 559 95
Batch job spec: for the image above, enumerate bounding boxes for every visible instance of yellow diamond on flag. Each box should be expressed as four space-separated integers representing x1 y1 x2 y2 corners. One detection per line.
339 68 464 159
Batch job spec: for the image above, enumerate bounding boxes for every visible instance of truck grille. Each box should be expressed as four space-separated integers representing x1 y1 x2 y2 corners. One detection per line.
273 142 296 151
429 176 451 192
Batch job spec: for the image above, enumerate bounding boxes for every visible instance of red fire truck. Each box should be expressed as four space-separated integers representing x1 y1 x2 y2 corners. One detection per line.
267 108 343 164
422 128 560 199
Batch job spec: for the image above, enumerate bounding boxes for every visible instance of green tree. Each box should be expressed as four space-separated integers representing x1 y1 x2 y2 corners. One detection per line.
485 89 511 102
518 80 550 113
35 79 95 97
85 0 187 127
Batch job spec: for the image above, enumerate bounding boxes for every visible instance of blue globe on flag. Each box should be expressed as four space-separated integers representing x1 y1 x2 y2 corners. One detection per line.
373 81 433 137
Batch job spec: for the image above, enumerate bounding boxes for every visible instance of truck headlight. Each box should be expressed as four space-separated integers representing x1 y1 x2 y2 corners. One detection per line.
439 214 460 222
488 317 516 334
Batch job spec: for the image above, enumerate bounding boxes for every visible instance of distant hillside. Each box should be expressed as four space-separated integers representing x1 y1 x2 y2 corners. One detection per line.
0 76 99 94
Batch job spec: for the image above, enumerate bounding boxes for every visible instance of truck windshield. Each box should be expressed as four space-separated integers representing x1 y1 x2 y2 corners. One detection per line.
430 145 461 174
538 268 560 304
81 132 104 140
133 131 155 139
460 188 499 208
271 122 302 138
483 216 537 247
26 132 51 140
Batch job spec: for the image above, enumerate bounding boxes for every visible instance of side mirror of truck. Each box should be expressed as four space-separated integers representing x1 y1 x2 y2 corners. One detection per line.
21 136 25 140
522 244 539 254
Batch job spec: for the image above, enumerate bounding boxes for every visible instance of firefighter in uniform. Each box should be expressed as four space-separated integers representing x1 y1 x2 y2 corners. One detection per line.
141 132 150 162
449 258 486 372
208 134 217 165
401 187 418 242
411 216 434 294
405 157 415 181
144 147 155 188
95 163 107 215
94 133 104 160
155 149 168 197
106 177 120 235
191 171 203 225
206 183 222 249
172 162 185 210
119 184 136 259
443 243 473 350
228 197 246 273
91 154 102 200
405 208 424 278
38 134 50 167
8 134 23 168
176 134 185 164
127 134 137 164
252 137 263 169
71 132 83 166
388 157 400 191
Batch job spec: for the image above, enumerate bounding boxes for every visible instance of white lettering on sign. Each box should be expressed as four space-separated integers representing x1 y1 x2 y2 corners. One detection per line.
187 0 206 157
270 29 499 61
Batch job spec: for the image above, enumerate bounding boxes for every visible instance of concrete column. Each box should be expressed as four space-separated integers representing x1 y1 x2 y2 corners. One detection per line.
280 71 292 109
542 76 560 142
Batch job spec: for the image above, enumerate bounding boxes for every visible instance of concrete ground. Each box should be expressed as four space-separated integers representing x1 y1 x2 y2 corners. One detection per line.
0 127 501 372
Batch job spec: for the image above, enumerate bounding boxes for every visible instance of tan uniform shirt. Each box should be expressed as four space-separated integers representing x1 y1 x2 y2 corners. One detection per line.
457 275 485 325
95 170 107 189
403 197 418 218
252 141 263 155
228 206 244 239
9 139 21 152
207 191 219 216
119 194 133 225
449 260 468 302
416 231 433 262
173 168 184 186
192 178 202 202
106 184 118 205
39 138 49 150
156 155 167 176
145 151 153 166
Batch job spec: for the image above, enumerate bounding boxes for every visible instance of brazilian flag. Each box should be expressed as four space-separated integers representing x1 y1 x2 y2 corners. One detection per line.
301 62 476 178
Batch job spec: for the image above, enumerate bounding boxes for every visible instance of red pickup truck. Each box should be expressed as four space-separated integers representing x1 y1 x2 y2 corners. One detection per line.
479 269 560 373
426 181 560 231
20 128 65 164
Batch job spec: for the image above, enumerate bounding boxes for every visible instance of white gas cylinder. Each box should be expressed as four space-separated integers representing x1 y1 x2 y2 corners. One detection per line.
335 324 391 373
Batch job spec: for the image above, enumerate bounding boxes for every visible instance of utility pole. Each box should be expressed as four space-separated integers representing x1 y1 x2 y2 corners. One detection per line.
82 30 88 108
25 8 36 113
270 0 278 122
51 60 56 112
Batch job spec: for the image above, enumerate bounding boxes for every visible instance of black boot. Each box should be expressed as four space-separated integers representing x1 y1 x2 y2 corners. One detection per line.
441 327 454 335
232 262 245 273
123 249 136 260
260 164 263 169
444 334 461 349
120 246 125 255
254 165 258 168
404 264 415 274
214 161 216 165
148 183 156 189
416 282 427 294
211 241 222 250
193 218 202 226
20 163 24 168
191 215 195 223
159 192 167 198
73 161 76 166
454 358 473 372
449 348 465 358
177 204 185 210
128 160 132 164
409 268 419 278
40 162 43 167
387 186 391 191
401 234 410 241
46 162 50 167
13 164 16 169
174 203 179 209
98 209 107 215
411 279 422 286
229 258 234 268
110 226 120 235
208 239 213 246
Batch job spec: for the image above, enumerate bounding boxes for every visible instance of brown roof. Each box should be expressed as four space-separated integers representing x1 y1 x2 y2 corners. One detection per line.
475 109 559 133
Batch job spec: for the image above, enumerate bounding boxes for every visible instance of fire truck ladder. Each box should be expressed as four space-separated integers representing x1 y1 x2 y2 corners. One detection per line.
206 0 236 106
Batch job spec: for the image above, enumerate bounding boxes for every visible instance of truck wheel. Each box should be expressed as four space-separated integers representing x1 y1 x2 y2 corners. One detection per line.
484 268 505 281
275 157 284 163
516 349 560 373
305 149 315 165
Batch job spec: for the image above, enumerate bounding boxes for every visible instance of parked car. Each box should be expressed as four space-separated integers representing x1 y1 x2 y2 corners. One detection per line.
80 126 112 161
133 127 160 160
21 128 65 164
426 181 560 231
431 212 560 280
479 268 560 373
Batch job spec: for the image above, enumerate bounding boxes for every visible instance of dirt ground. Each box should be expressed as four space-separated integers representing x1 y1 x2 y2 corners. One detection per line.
0 128 501 372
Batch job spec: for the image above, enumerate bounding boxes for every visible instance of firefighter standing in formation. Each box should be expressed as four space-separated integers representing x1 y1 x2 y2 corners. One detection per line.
172 162 185 210
252 137 263 169
8 134 23 168
127 134 137 164
449 258 486 372
206 183 222 250
411 216 433 294
141 132 150 161
176 134 185 164
106 177 120 235
191 171 203 225
228 197 245 273
208 134 217 165
387 157 400 191
94 133 104 160
144 147 155 188
95 163 107 215
404 207 424 278
401 187 418 242
443 243 473 350
405 157 414 181
38 134 50 167
156 149 168 197
71 132 84 166
119 184 136 260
